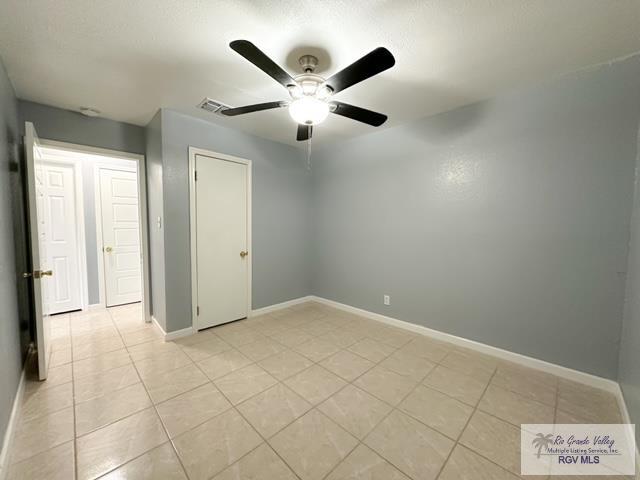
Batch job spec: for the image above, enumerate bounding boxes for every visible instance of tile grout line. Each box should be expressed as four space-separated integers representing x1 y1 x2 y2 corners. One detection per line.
318 336 540 479
72 317 472 464
316 323 449 479
9 308 147 476
432 367 499 480
196 311 513 479
319 338 447 480
114 308 194 480
248 315 375 479
35 303 617 480
191 313 352 479
185 319 333 480
432 363 561 479
171 334 310 479
423 350 551 478
133 306 613 478
74 311 116 476
174 306 610 479
205 374 306 480
263 332 410 478
68 314 80 480
82 309 144 479
156 309 392 479
89 306 192 480
547 381 563 479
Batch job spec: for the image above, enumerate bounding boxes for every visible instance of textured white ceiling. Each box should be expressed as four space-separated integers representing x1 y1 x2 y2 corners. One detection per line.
1 0 639 146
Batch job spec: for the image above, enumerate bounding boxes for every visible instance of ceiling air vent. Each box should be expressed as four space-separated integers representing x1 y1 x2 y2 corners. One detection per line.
198 98 231 115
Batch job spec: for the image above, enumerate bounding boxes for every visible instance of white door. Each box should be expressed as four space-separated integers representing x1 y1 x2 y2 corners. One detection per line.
195 154 250 329
25 122 52 380
99 168 142 307
41 162 82 314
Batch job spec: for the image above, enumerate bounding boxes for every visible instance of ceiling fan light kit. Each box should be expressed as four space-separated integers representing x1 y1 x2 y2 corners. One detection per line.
289 96 329 125
221 40 395 141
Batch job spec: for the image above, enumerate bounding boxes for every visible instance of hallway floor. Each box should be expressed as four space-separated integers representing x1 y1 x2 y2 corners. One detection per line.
7 302 631 480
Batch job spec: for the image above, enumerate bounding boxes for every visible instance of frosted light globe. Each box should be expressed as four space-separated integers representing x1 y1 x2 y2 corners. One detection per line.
289 97 329 125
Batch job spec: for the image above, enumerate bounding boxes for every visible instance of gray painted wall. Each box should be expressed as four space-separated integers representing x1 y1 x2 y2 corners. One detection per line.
312 56 640 379
0 58 28 447
18 100 145 154
145 111 166 330
158 109 312 332
619 128 640 441
18 101 146 306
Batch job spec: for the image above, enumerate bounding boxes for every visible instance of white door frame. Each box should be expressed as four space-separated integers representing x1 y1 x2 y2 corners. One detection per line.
188 147 252 331
38 139 151 323
38 151 89 311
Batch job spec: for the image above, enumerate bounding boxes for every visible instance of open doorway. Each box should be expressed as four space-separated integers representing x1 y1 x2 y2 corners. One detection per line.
37 140 150 321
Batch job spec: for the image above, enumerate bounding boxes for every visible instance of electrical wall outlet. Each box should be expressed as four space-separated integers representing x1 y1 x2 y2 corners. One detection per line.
383 295 390 306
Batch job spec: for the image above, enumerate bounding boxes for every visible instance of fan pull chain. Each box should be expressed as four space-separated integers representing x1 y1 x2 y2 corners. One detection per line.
306 135 312 171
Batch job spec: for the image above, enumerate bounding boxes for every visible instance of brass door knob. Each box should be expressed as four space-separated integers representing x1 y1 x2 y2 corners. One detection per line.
33 270 53 278
240 251 248 258
105 246 113 253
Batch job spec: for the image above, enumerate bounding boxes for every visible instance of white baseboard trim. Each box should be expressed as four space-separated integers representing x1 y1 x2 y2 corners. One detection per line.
160 297 313 343
251 295 314 316
86 303 105 311
150 315 165 336
165 327 195 341
0 368 26 480
309 295 621 394
152 315 194 342
150 315 165 340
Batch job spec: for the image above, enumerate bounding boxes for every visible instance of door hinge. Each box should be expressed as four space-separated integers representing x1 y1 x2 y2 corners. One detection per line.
196 306 200 316
194 170 197 181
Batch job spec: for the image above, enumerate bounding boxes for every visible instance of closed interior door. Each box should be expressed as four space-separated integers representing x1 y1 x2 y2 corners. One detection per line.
100 168 142 307
195 154 249 329
25 122 52 379
41 162 82 314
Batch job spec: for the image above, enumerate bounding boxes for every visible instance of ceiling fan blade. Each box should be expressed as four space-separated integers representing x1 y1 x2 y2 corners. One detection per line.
220 101 286 116
325 47 395 94
296 124 313 141
330 101 388 126
230 40 296 89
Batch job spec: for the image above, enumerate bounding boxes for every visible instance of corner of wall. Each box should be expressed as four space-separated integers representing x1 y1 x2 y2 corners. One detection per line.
144 109 167 331
617 121 640 442
0 53 28 456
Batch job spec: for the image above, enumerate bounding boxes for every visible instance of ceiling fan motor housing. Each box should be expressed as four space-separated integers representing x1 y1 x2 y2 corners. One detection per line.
298 54 319 73
290 73 332 100
292 55 333 101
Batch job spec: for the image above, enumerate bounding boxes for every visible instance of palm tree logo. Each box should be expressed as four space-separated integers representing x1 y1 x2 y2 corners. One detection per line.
532 433 554 459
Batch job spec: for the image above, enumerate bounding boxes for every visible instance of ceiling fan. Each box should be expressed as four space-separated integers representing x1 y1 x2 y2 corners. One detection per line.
221 40 395 141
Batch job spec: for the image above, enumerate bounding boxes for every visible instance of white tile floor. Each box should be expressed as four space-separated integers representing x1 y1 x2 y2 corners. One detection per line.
6 301 633 479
